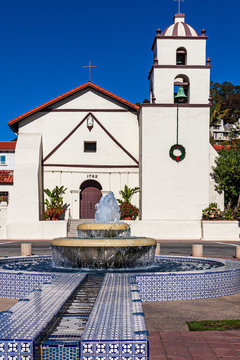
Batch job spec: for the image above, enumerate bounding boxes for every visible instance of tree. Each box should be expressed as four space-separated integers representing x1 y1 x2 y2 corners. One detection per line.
210 81 240 124
210 102 229 127
211 145 240 209
135 99 150 107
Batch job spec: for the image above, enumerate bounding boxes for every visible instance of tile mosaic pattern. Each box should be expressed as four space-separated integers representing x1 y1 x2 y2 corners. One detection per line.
2 255 238 359
81 274 148 360
0 340 34 360
0 272 86 360
135 256 240 302
0 272 53 299
82 274 147 341
41 343 80 360
0 256 53 299
81 340 148 360
40 274 103 360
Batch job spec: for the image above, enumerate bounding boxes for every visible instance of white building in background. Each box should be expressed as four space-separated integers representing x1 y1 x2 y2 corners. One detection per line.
0 141 15 238
2 12 223 240
0 141 15 203
210 119 240 142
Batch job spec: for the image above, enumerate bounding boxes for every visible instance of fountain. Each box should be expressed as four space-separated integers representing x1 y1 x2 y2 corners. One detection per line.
51 192 156 269
1 197 240 360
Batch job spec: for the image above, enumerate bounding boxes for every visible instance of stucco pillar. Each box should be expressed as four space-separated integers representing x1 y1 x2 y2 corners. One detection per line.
21 243 32 256
192 244 203 257
6 133 43 239
235 246 240 259
70 190 80 219
155 242 161 255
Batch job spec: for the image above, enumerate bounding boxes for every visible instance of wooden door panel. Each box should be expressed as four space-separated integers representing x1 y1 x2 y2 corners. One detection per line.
80 187 102 219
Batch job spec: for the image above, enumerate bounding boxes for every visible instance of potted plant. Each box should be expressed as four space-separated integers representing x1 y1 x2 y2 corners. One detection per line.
119 202 140 220
117 185 140 220
201 203 239 240
43 186 67 220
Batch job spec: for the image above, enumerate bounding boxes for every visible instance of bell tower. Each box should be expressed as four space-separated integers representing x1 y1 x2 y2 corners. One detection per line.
139 13 211 236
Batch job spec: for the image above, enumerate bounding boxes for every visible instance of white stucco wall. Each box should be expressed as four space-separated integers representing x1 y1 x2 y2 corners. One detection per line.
19 90 139 163
202 221 240 241
154 38 206 66
6 133 44 238
151 68 210 104
140 106 210 220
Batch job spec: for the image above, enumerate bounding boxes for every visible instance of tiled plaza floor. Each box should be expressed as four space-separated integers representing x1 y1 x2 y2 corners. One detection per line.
144 293 240 359
149 331 240 360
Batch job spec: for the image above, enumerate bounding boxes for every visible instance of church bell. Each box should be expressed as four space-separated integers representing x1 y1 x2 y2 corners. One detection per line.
175 86 187 102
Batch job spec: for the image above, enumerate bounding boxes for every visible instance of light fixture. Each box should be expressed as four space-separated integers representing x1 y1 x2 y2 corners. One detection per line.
87 115 94 131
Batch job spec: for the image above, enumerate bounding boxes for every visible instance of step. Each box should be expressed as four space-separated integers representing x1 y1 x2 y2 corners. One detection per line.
67 219 95 237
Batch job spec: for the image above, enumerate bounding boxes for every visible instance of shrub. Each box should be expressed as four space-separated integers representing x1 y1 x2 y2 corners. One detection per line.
211 143 240 208
221 208 234 220
119 202 139 220
44 185 67 220
202 203 237 220
202 203 222 220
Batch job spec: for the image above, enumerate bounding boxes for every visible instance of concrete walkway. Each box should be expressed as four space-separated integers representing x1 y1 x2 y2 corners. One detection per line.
0 297 18 311
142 293 240 331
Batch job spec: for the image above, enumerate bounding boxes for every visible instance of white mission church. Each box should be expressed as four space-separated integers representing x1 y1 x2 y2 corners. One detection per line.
0 12 224 240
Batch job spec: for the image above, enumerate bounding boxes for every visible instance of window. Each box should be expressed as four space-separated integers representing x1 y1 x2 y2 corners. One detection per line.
0 156 6 165
0 192 9 203
176 47 187 65
84 141 97 152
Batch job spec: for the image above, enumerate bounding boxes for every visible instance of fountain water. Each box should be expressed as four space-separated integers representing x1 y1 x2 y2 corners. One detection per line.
51 192 156 269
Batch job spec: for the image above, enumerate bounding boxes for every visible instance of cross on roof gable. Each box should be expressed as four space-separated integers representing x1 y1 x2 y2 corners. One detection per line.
8 83 139 133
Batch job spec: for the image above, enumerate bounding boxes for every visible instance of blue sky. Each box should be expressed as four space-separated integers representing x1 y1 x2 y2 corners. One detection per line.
0 0 239 140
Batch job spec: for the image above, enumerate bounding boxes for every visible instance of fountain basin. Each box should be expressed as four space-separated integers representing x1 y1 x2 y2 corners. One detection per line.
77 222 130 238
51 237 156 269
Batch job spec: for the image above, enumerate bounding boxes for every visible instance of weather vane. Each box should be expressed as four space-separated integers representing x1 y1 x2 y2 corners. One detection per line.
174 0 184 13
82 61 97 82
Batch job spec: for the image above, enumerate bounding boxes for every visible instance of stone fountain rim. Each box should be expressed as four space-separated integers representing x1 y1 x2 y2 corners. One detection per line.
77 223 129 231
51 237 156 247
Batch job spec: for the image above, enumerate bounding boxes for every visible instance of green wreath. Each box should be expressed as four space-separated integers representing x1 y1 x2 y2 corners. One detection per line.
169 144 186 162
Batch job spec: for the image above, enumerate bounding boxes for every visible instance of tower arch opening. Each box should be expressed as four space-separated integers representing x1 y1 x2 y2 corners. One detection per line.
174 74 189 103
176 47 187 65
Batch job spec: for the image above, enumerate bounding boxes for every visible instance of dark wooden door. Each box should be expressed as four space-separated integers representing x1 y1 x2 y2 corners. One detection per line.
80 187 102 219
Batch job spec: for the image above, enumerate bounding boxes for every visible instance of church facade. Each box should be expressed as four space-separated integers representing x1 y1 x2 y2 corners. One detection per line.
1 12 224 240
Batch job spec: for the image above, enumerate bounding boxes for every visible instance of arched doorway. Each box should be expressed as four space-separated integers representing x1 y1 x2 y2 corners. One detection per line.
80 180 102 219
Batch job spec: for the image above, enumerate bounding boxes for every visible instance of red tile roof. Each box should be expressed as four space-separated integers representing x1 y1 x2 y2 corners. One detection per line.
213 144 231 151
0 142 16 150
8 82 139 132
0 170 14 184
